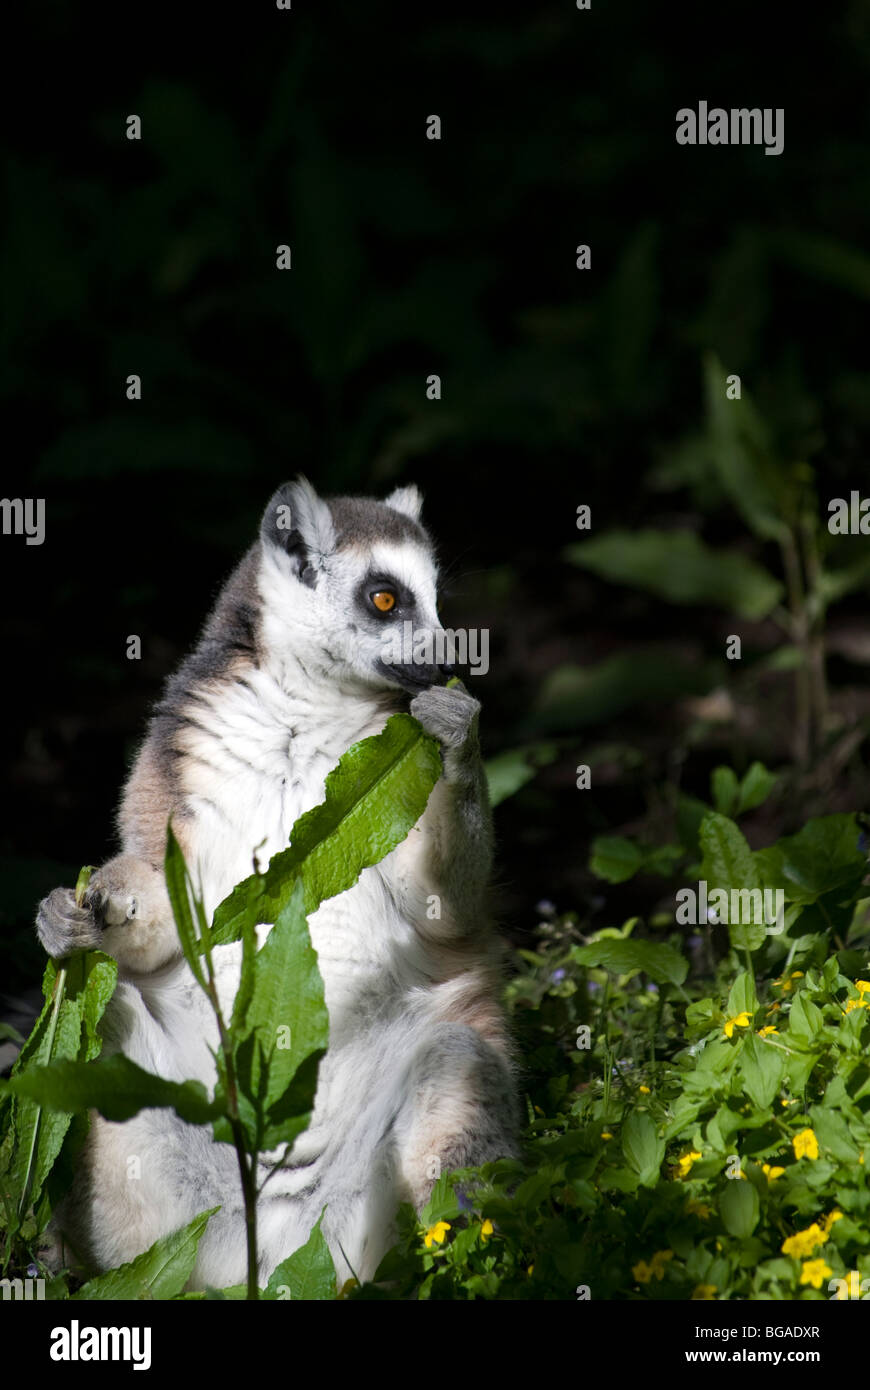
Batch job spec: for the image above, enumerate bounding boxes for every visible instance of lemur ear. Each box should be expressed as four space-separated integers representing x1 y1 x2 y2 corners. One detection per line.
385 483 423 523
261 477 336 584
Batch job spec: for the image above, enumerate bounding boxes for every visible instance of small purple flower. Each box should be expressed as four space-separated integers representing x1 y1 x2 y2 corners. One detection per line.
550 968 566 983
646 982 659 994
26 1262 38 1279
687 935 703 949
536 899 557 917
587 980 602 994
456 1188 474 1213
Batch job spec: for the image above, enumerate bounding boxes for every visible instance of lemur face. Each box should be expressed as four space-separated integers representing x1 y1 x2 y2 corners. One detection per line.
258 479 455 694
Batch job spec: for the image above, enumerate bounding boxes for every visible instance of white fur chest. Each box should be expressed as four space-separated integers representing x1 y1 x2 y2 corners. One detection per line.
175 668 391 918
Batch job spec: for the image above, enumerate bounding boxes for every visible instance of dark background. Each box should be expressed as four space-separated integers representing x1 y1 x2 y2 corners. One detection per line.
2 1 869 1002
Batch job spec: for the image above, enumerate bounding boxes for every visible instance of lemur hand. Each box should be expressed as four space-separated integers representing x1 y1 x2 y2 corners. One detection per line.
410 680 480 751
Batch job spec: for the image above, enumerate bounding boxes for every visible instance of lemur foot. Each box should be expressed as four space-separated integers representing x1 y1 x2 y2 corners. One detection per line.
36 888 102 960
410 682 480 750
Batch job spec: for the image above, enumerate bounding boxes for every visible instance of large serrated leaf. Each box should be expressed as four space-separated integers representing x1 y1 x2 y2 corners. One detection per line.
74 1207 219 1300
264 1208 337 1300
572 937 687 986
226 879 329 1151
210 712 441 947
1 1054 221 1126
699 813 766 950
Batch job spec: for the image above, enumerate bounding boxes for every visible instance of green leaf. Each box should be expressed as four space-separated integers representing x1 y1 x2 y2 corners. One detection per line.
699 813 766 951
484 742 558 807
711 767 739 817
572 938 688 987
565 528 783 618
808 1106 860 1163
264 1209 337 1300
74 1207 219 1299
787 992 823 1042
754 814 864 905
740 1033 785 1109
589 836 644 884
228 879 329 1151
211 713 441 946
621 1112 665 1186
736 762 778 815
719 1179 760 1239
702 352 790 542
6 950 118 1224
164 825 208 987
1 1054 221 1126
726 970 759 1018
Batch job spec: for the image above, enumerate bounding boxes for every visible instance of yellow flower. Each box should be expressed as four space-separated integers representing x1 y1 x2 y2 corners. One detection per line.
677 1149 703 1178
800 1259 833 1290
723 1011 752 1038
782 1224 825 1259
423 1220 451 1248
757 1025 778 1037
762 1163 785 1181
781 1097 797 1107
633 1250 673 1283
767 1001 781 1013
601 1131 613 1140
480 1219 494 1242
856 980 870 995
527 1264 534 1276
686 1199 712 1219
845 998 868 1013
691 1284 717 1300
821 1210 843 1236
793 1128 819 1161
774 972 803 993
639 1085 651 1094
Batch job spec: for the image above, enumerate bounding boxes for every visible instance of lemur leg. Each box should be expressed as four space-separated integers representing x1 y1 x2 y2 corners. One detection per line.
406 682 493 927
36 855 179 974
393 1022 520 1211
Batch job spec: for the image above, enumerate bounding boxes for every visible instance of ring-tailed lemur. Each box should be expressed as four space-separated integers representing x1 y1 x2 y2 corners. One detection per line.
36 478 519 1289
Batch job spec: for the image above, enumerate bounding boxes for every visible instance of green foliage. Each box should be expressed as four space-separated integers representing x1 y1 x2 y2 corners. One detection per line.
566 528 783 618
346 795 869 1300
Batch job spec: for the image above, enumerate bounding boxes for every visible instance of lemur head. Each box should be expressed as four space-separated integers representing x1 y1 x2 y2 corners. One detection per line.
258 478 455 695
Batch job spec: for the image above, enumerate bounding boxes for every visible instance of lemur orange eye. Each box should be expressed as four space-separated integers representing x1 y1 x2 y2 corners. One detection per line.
371 590 396 612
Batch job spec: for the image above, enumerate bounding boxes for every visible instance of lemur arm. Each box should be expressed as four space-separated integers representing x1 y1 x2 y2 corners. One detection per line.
392 683 493 932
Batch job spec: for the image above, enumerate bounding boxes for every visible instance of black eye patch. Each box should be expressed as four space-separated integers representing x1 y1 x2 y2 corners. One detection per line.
355 574 415 619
